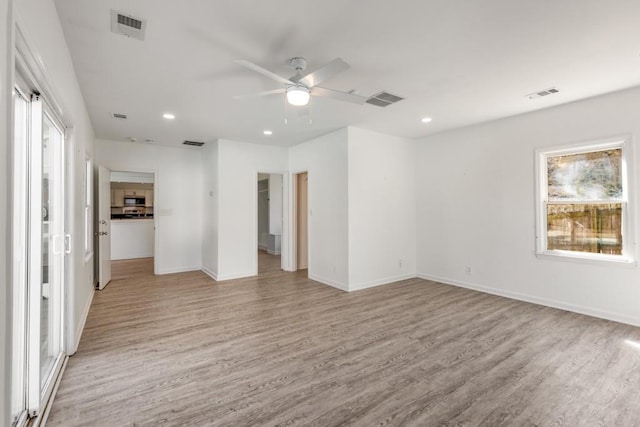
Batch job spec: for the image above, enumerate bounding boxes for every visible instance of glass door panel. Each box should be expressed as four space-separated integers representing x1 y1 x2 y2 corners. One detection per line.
26 95 66 416
39 112 65 396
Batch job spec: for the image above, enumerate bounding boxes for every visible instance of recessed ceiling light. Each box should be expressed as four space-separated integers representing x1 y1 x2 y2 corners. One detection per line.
421 117 433 123
163 113 175 120
263 130 273 136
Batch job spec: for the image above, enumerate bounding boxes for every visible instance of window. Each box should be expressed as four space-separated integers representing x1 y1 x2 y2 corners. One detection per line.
536 138 634 263
84 158 93 258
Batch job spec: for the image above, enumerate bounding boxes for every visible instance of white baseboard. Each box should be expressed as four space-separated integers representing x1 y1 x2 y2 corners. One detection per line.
201 267 217 281
202 267 260 282
267 249 281 255
72 287 94 355
157 266 201 275
258 244 268 251
417 272 640 327
308 273 349 291
215 271 257 281
348 273 416 292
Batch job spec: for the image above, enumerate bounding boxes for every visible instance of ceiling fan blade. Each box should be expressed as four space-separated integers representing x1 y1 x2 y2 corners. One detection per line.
298 58 350 87
312 86 367 104
233 88 286 100
235 59 294 85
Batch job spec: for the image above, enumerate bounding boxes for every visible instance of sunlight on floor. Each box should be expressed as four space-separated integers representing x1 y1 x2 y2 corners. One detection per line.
624 339 640 350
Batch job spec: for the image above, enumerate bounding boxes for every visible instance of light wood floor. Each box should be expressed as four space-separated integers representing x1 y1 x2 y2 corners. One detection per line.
47 253 640 426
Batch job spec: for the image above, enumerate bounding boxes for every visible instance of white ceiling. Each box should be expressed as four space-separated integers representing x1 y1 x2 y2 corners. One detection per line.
54 0 640 148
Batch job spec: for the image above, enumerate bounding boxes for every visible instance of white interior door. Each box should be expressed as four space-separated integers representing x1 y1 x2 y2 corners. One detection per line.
97 166 112 289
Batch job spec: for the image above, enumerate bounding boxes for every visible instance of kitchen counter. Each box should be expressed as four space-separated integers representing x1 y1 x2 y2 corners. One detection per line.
111 219 154 260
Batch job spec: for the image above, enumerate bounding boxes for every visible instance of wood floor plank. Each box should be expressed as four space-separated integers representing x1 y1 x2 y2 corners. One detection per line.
46 253 640 426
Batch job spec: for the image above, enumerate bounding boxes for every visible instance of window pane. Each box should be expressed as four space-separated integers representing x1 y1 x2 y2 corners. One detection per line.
547 149 622 201
547 203 622 255
40 114 64 395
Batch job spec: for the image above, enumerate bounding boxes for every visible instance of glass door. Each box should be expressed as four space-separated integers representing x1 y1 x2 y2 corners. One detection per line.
38 111 65 398
13 41 69 426
20 92 67 419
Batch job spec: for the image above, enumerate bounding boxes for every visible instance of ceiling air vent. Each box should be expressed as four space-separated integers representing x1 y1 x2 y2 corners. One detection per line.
366 91 404 107
112 113 127 119
183 140 205 147
527 87 560 99
111 10 147 41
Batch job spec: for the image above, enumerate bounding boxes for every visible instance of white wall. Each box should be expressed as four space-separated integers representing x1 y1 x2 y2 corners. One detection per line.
268 174 283 236
201 140 218 277
1 0 11 422
289 129 350 289
215 139 288 280
347 127 417 290
96 139 202 274
16 0 96 355
417 86 640 326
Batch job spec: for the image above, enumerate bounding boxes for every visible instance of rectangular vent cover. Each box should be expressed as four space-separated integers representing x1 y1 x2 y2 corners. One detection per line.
183 140 205 147
118 14 142 30
366 91 404 107
112 113 127 119
111 10 146 41
527 87 559 99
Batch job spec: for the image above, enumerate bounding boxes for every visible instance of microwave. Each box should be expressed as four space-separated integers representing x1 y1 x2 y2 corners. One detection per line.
124 196 145 206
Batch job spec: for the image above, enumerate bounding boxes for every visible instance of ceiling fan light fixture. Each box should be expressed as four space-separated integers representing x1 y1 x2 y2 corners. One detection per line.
286 85 310 106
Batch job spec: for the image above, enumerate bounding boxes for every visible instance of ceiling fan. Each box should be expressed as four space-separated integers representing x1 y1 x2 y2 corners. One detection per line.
234 57 366 106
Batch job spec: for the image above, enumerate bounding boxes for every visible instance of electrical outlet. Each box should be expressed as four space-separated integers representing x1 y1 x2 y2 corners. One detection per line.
465 265 471 275
398 259 403 268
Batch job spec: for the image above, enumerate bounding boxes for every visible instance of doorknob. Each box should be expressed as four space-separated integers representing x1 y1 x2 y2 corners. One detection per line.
98 231 108 236
99 219 107 225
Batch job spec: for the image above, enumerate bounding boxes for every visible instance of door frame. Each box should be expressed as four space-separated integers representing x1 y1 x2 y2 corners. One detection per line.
290 170 309 272
97 167 159 275
253 170 288 274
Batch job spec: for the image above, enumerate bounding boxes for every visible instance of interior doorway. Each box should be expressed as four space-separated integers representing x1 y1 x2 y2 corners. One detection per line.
97 169 156 289
295 172 308 271
257 173 283 274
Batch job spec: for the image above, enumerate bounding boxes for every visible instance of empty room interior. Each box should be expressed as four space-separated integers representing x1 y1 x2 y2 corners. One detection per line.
3 0 640 426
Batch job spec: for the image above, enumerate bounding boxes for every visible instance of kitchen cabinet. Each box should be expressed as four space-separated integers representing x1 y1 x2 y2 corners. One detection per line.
145 190 153 207
125 189 145 196
111 189 125 207
111 219 154 260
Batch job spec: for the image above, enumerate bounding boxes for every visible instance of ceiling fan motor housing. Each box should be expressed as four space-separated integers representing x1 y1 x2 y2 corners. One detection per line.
290 57 308 72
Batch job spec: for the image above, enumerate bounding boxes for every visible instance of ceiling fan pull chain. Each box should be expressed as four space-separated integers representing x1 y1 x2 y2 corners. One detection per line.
284 94 288 125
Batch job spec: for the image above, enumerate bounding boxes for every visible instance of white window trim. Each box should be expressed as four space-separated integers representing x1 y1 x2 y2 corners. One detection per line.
84 157 93 261
534 135 637 266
